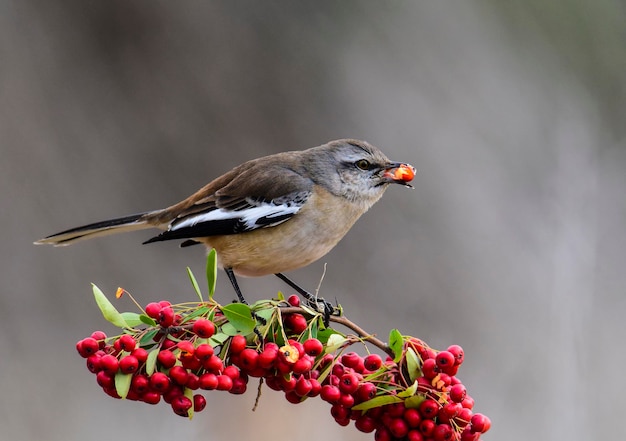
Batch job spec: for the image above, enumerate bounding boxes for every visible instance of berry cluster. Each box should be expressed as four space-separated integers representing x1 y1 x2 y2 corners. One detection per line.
77 287 491 439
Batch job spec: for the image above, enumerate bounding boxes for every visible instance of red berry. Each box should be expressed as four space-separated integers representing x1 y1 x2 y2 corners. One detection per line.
419 399 439 419
355 415 377 433
216 374 233 391
287 294 300 307
450 383 467 403
177 340 195 355
171 395 192 417
462 395 475 409
295 376 313 397
308 378 322 397
419 419 435 437
338 373 360 395
404 408 422 428
131 374 150 394
131 348 148 363
258 348 278 369
433 424 454 441
204 355 223 373
363 353 383 371
193 394 206 412
455 408 473 428
192 318 215 338
223 365 240 380
230 377 248 394
157 307 175 327
387 418 409 439
169 366 189 386
144 302 162 319
386 402 406 417
142 391 161 405
460 427 480 441
195 343 214 361
407 429 425 441
86 354 102 373
285 313 307 334
292 355 313 374
118 334 136 352
422 358 438 379
96 371 115 388
157 350 176 369
435 351 455 370
438 403 460 424
158 300 171 308
89 331 108 349
341 352 361 369
76 338 100 358
229 334 247 354
239 348 259 371
149 372 171 392
119 355 139 374
470 413 491 433
99 354 119 375
447 344 464 365
303 338 324 357
199 373 218 390
374 427 392 441
320 384 341 403
330 403 350 421
339 393 355 408
355 382 377 402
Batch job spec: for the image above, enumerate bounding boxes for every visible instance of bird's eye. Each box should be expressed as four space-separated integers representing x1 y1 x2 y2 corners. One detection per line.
355 159 371 170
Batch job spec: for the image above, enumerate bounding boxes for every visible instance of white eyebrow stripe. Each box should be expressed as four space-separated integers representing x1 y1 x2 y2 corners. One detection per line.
169 203 301 231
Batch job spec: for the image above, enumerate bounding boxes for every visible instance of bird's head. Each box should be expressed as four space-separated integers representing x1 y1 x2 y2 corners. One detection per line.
305 139 415 205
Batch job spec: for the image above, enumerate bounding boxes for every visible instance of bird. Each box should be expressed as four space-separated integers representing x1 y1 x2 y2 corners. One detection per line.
35 139 415 311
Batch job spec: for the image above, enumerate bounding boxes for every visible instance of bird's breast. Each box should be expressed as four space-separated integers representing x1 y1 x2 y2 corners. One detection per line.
200 185 370 277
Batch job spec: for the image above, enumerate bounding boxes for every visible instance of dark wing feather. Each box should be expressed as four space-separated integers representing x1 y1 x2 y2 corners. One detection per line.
144 161 313 244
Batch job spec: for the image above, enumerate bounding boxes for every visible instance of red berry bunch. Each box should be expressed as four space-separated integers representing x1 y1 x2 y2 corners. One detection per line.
78 277 490 438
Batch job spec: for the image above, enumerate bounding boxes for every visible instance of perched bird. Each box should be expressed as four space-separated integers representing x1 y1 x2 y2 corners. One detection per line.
35 139 415 309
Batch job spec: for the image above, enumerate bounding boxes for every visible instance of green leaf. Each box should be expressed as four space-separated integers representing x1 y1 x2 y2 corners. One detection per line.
406 347 421 383
221 303 255 335
388 329 404 362
404 394 426 409
92 284 128 328
114 372 132 399
140 314 157 326
253 308 274 324
276 291 285 301
209 332 230 346
139 329 159 346
187 267 203 303
120 312 143 327
220 322 240 337
179 306 211 324
145 349 159 375
206 249 217 300
352 395 403 411
397 380 418 398
316 327 341 345
325 334 348 353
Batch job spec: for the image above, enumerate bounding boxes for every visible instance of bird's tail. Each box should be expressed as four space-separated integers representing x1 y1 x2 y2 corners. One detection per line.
34 212 155 246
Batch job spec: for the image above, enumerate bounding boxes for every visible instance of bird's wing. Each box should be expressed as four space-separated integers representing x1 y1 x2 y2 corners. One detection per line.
143 163 313 244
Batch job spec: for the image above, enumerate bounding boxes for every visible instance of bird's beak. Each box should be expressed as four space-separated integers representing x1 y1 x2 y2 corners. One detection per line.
382 162 416 188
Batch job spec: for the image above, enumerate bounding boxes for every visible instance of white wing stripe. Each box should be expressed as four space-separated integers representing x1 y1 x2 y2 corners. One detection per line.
170 204 301 231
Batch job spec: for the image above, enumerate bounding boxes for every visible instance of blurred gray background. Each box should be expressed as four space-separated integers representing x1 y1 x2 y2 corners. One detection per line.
2 1 624 440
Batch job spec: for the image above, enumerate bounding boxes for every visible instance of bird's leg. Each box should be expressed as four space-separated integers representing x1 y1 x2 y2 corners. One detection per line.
224 268 267 332
225 268 248 304
274 273 338 322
